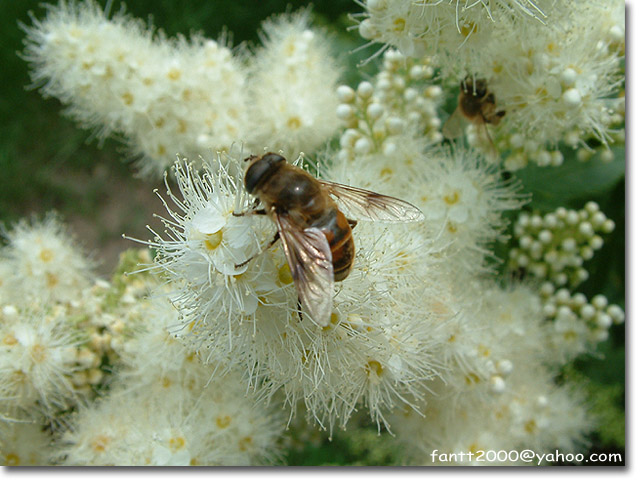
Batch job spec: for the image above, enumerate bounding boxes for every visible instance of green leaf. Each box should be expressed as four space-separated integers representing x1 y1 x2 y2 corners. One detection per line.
515 146 625 211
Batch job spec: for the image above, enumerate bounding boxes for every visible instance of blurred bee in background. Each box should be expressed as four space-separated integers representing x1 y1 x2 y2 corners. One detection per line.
236 153 424 327
443 76 505 153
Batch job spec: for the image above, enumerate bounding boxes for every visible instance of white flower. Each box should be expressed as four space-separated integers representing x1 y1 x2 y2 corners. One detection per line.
0 306 81 420
0 421 56 466
246 9 342 159
1 213 93 307
144 153 278 316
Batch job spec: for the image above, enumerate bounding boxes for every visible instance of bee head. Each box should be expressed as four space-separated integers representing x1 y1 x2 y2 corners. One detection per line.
461 76 487 98
243 152 285 194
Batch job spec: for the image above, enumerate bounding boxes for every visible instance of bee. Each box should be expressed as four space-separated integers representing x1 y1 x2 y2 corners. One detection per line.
443 76 505 150
236 152 424 327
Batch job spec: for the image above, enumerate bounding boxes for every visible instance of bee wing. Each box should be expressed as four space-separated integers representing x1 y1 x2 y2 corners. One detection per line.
442 106 467 139
275 214 334 327
318 181 424 223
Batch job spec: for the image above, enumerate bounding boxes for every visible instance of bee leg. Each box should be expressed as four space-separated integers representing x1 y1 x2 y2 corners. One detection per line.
347 218 358 229
234 232 280 269
296 297 304 322
232 208 266 217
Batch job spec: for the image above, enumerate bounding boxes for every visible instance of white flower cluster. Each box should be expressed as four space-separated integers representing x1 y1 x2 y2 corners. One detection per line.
331 136 524 274
0 303 81 421
540 287 624 363
1 214 93 305
508 202 624 361
0 215 103 425
357 0 548 61
357 0 625 170
510 202 615 288
247 9 342 160
143 137 595 456
22 1 340 176
145 152 442 431
336 49 443 162
13 0 624 466
389 285 592 465
0 214 284 465
55 297 284 466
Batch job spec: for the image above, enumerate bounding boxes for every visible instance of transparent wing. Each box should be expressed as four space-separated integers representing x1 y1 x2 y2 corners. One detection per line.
275 214 334 327
442 106 467 139
318 181 424 223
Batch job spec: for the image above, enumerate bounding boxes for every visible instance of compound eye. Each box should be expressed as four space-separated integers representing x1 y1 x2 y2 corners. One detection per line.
244 153 285 194
475 80 487 97
261 153 286 164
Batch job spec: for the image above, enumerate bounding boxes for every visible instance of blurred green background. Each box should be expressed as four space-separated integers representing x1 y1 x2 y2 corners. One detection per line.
0 0 624 465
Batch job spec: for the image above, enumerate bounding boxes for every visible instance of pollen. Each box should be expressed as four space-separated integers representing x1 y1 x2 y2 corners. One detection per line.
322 312 340 331
464 372 481 385
216 415 232 429
3 334 18 346
443 191 460 205
31 344 47 363
46 272 59 288
477 344 491 357
4 453 20 466
284 40 297 57
238 436 253 452
287 116 302 130
278 263 293 285
380 167 394 178
167 68 182 81
91 435 111 453
169 436 186 452
301 348 311 364
393 17 406 33
11 370 26 385
121 92 133 106
39 248 54 263
460 21 478 37
365 359 384 377
204 231 223 251
524 419 537 434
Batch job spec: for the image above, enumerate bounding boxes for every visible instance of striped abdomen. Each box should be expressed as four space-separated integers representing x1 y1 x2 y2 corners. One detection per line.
311 207 355 282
